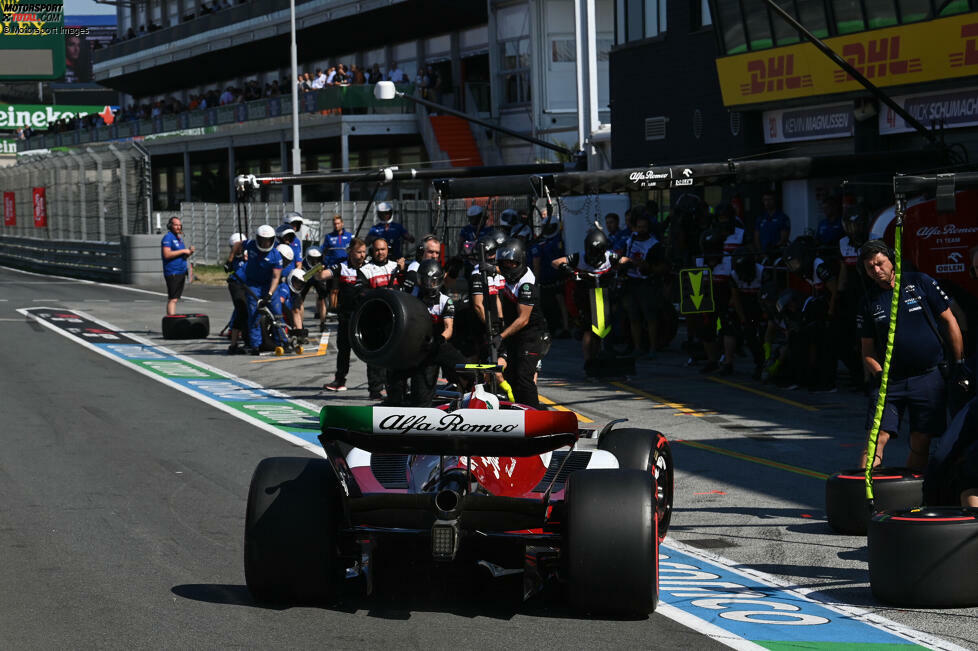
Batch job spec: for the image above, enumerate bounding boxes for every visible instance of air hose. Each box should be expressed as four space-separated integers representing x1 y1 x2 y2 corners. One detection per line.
864 198 905 510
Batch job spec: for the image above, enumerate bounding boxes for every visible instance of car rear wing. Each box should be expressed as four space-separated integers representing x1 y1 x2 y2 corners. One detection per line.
319 406 579 456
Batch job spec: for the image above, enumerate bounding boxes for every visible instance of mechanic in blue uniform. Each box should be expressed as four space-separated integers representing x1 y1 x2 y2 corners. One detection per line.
753 191 791 255
224 233 248 354
234 225 283 354
496 238 550 408
552 228 629 375
605 212 631 256
270 243 295 327
161 216 196 316
321 238 369 392
323 214 352 267
530 215 569 338
857 240 965 471
276 225 306 336
366 201 414 261
815 193 845 249
457 204 493 251
387 259 467 407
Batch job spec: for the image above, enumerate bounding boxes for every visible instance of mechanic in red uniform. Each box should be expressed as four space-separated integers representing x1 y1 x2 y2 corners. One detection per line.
496 238 550 408
551 228 630 375
321 238 369 392
360 238 404 400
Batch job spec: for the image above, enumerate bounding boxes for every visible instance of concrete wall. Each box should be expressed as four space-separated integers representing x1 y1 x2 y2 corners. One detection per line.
123 234 164 287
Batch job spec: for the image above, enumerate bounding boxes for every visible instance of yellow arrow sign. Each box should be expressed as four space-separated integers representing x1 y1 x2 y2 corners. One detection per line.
591 287 612 338
689 270 704 309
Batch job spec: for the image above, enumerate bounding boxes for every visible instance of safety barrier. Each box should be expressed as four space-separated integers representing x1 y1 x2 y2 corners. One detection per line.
0 235 123 282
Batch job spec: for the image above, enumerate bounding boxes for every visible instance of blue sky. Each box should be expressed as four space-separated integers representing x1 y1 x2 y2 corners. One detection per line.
65 0 115 15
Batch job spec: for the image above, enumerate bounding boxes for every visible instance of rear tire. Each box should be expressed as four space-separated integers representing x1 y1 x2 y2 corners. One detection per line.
825 467 923 535
244 457 343 604
868 507 978 607
565 469 657 615
599 427 674 540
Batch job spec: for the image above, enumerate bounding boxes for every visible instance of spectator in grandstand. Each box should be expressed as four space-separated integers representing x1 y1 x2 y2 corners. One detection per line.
219 87 234 105
351 64 366 85
336 64 351 85
753 191 791 254
311 68 326 89
369 63 384 84
387 62 406 83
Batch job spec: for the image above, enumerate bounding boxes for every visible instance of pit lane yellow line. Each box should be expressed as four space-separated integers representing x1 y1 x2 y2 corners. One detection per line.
704 376 820 412
608 382 715 417
249 331 330 364
675 439 829 480
538 394 594 423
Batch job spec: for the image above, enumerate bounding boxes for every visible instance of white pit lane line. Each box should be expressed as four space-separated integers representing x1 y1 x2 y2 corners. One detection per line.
15 306 970 650
1 265 207 301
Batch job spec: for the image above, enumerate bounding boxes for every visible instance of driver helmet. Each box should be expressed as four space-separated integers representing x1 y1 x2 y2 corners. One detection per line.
376 201 394 222
783 236 816 276
276 243 294 263
466 204 485 226
584 228 610 268
541 214 561 240
287 268 306 293
304 245 323 268
461 383 500 410
228 232 245 248
417 259 445 298
255 224 276 252
496 238 527 284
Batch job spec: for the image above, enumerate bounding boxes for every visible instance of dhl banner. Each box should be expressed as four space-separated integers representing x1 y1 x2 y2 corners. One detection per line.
716 12 978 107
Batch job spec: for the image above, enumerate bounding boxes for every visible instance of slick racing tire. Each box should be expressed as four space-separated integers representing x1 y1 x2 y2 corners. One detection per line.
599 427 674 541
868 507 978 607
161 313 209 339
825 467 923 535
244 457 343 604
351 289 433 369
565 469 657 615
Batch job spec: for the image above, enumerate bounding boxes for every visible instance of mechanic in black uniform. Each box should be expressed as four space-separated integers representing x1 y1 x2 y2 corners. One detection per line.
783 234 839 391
857 240 965 470
495 238 550 408
468 229 508 360
551 228 629 374
321 238 369 392
387 259 469 406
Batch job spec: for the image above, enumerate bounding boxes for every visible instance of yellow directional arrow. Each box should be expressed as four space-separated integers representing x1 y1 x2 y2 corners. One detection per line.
689 271 704 309
591 287 612 338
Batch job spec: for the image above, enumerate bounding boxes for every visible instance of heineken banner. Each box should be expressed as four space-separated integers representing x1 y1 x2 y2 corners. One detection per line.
0 103 107 129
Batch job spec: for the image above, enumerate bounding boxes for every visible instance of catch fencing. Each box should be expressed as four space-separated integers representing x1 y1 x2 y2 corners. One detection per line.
0 143 151 243
176 196 535 265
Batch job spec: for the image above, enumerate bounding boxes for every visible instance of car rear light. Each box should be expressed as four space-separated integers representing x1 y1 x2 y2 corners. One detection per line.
431 520 459 561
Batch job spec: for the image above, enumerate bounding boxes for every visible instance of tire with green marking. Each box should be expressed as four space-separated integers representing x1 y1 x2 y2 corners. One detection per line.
825 467 923 535
869 507 978 607
598 427 674 541
244 457 344 604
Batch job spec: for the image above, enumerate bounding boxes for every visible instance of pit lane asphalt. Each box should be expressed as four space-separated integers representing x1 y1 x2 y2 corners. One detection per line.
1 266 975 648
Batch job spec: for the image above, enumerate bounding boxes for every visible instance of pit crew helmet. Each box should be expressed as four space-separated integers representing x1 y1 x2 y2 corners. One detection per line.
228 233 245 248
304 245 323 268
466 204 485 226
282 211 304 227
276 225 296 242
479 228 509 260
783 236 817 276
376 201 394 222
255 224 276 252
287 268 306 293
499 208 519 229
276 243 294 262
496 238 527 284
584 228 610 268
417 259 445 298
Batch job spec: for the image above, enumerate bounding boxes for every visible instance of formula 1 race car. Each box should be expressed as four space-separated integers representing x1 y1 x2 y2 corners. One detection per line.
244 394 673 615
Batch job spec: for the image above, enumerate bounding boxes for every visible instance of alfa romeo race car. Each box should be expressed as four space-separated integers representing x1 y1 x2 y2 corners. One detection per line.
243 394 674 615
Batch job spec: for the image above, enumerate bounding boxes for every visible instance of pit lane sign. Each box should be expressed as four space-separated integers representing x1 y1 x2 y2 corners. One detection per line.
679 267 714 315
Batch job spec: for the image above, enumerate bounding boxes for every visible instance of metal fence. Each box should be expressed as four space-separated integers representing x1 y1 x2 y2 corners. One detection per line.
0 143 151 242
177 196 534 265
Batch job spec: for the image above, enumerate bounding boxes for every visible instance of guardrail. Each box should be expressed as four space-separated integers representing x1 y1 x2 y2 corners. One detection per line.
0 236 123 282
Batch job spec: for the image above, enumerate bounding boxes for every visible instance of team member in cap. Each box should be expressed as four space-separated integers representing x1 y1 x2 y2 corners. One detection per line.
366 201 414 260
233 225 283 354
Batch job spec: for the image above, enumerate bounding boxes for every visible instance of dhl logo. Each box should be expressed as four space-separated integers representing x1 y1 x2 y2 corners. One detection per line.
949 23 978 67
739 54 813 96
833 36 922 82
